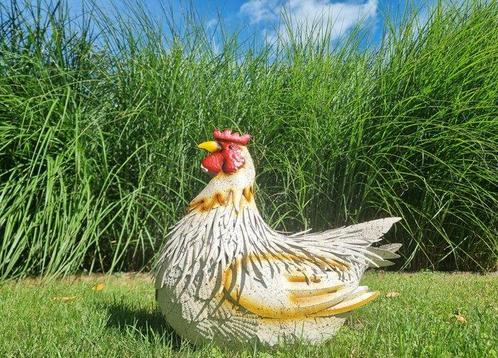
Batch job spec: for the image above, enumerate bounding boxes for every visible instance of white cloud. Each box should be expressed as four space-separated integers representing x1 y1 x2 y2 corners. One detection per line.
240 0 378 44
204 18 222 54
240 0 279 24
206 18 218 30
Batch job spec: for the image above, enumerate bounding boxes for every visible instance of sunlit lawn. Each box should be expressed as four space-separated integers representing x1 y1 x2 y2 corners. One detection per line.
1 272 496 357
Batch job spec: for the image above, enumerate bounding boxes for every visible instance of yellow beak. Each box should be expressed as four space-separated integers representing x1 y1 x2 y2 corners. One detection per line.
197 141 220 153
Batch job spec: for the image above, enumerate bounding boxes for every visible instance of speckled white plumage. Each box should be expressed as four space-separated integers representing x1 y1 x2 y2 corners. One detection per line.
155 144 401 348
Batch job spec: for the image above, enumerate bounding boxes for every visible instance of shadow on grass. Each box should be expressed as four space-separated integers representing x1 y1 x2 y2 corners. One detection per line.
103 302 188 351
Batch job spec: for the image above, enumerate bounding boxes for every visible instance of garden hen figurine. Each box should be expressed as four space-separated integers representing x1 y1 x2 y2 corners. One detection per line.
155 129 401 348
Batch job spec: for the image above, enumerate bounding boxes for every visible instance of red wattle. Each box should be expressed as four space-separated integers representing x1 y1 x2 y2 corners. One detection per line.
201 152 224 174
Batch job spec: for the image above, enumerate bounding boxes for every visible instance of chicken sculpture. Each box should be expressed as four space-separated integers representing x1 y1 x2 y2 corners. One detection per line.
155 129 401 348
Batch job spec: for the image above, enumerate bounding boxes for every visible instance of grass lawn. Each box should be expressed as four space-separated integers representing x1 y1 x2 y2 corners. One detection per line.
0 272 496 357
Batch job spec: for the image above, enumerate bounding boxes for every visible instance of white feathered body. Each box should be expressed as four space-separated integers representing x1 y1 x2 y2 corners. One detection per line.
155 147 401 348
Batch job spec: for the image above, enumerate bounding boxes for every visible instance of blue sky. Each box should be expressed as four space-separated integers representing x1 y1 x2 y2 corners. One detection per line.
65 0 430 47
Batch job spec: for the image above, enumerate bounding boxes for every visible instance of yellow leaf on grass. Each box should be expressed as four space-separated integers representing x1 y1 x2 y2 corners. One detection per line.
455 313 467 324
386 291 401 298
52 295 77 302
92 283 105 291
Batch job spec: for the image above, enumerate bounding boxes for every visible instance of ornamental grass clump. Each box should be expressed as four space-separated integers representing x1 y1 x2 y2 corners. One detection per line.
0 0 496 278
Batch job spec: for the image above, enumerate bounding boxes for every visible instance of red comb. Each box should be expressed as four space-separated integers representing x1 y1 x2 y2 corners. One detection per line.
213 129 251 145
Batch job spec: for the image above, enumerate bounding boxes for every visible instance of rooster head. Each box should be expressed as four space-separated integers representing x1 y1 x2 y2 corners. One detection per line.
197 129 251 175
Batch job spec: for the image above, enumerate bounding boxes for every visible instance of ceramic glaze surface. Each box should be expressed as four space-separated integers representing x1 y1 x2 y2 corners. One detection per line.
155 129 401 348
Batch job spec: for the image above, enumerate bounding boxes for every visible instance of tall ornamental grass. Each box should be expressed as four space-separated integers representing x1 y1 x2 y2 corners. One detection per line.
0 0 496 278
